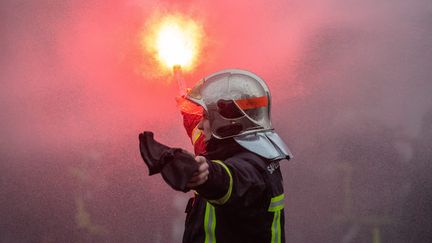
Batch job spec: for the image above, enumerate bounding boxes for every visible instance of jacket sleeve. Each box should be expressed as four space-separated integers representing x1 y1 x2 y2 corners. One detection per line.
195 154 267 206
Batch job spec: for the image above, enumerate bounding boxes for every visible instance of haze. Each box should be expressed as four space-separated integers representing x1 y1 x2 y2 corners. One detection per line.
1 0 431 242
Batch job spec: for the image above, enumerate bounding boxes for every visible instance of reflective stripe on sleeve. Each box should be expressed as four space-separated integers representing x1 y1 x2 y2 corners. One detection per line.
204 202 216 243
270 210 282 243
208 160 233 205
269 194 284 243
268 194 285 212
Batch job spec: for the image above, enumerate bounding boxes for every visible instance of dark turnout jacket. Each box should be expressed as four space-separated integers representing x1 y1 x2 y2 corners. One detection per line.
183 139 286 243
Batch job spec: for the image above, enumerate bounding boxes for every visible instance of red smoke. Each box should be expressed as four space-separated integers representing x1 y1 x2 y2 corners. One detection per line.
2 0 431 242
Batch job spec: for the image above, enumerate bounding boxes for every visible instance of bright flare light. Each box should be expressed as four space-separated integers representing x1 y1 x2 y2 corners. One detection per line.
157 23 193 67
146 14 203 70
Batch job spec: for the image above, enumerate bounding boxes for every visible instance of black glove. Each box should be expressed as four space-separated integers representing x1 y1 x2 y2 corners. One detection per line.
139 131 198 192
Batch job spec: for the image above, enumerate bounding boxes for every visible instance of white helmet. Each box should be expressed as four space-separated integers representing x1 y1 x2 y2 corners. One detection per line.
186 69 292 160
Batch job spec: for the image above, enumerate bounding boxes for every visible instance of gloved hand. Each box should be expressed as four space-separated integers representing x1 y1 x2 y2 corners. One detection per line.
138 131 198 192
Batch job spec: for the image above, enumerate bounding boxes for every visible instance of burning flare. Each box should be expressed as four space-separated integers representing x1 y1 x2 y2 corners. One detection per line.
144 14 203 70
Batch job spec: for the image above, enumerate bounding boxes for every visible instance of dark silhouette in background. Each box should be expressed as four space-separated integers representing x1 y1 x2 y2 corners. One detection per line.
400 109 432 243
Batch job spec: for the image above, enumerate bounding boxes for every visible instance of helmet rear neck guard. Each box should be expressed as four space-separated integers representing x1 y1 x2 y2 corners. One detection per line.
234 131 293 161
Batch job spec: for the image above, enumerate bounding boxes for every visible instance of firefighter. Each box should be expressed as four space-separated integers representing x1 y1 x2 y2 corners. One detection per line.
177 69 293 243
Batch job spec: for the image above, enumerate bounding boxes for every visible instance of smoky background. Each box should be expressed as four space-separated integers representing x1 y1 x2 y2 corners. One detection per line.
1 0 431 242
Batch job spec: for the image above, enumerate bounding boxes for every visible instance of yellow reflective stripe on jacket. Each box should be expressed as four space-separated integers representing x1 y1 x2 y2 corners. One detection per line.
270 210 282 243
269 194 284 243
268 194 284 212
204 202 216 243
208 160 233 205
